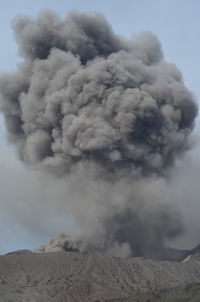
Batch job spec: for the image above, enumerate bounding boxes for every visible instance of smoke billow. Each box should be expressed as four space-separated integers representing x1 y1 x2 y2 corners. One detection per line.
0 11 198 257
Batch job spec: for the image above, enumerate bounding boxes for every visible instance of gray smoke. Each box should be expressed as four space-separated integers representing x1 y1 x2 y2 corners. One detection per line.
0 11 198 257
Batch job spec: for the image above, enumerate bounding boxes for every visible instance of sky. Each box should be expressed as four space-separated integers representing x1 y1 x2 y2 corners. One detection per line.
0 0 200 254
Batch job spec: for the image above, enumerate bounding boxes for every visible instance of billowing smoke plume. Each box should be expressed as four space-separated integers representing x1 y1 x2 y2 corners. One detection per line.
0 11 198 257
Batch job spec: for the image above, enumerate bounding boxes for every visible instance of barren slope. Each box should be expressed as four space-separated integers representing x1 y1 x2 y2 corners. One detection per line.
0 251 200 302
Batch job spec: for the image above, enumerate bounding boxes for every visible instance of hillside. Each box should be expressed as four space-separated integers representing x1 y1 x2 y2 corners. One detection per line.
0 251 200 301
106 283 200 302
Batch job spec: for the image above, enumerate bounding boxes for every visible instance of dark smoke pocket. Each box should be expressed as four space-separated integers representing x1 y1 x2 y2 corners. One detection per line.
0 10 198 257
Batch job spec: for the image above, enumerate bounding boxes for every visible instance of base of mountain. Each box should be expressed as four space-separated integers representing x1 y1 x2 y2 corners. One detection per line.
105 283 200 302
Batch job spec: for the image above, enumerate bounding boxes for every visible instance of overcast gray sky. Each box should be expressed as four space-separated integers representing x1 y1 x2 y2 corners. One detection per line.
0 0 200 253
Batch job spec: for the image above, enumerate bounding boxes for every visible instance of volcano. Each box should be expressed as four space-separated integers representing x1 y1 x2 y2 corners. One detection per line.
0 244 200 302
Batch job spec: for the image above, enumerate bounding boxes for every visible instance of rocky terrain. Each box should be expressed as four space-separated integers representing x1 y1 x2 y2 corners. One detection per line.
106 283 200 302
0 249 200 302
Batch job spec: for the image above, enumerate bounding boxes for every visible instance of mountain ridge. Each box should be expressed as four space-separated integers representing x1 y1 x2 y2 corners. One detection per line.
0 248 200 302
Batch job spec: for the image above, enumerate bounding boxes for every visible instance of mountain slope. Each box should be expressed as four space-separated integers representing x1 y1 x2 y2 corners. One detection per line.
0 251 200 302
106 283 200 302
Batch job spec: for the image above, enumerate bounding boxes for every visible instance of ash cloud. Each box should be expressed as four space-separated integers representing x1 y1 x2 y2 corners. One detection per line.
34 174 184 258
0 10 198 257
